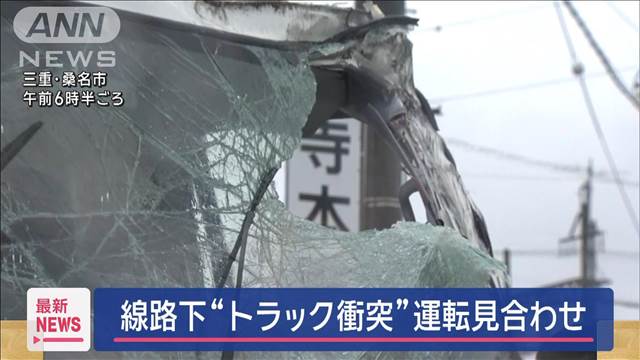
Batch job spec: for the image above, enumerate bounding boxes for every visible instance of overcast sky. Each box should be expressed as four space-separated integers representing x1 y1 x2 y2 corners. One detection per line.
406 0 639 319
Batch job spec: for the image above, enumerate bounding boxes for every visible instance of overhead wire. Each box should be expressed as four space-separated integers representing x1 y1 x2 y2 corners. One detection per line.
495 249 639 259
417 1 639 108
417 1 640 305
419 1 639 108
421 3 549 32
430 66 637 103
446 137 594 174
460 172 639 188
445 137 639 187
606 1 639 33
412 1 640 306
562 0 640 111
553 1 640 236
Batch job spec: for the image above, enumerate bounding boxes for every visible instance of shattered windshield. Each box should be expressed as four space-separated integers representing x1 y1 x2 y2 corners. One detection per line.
1 1 506 358
1 0 316 306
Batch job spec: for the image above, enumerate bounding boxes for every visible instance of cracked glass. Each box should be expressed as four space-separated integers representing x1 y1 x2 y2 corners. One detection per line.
1 2 507 359
1 3 315 318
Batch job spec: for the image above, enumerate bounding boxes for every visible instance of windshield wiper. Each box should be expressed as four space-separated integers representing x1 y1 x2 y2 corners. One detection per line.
1 121 43 172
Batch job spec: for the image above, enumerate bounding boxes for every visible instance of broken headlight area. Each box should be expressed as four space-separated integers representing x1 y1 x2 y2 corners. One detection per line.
1 0 507 343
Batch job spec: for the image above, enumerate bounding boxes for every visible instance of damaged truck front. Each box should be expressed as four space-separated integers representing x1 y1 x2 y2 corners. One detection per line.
1 1 507 358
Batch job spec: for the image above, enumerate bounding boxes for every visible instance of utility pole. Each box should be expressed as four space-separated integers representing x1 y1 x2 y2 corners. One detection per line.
358 0 404 230
503 248 511 276
580 162 596 284
546 161 607 288
538 162 600 360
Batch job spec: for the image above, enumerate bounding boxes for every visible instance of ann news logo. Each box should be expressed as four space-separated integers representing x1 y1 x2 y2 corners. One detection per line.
27 288 91 352
13 6 118 68
13 6 120 43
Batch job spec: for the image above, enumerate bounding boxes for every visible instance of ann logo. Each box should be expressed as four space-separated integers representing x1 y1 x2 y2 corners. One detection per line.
26 11 105 38
14 6 120 44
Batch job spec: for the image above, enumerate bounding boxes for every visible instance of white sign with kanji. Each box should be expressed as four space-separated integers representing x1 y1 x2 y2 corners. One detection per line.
27 287 91 351
287 118 361 231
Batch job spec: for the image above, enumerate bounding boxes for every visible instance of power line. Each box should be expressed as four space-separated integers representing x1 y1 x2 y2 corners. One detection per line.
607 2 639 33
602 250 640 259
554 2 640 236
615 300 640 309
497 249 561 256
562 1 640 111
445 137 638 186
426 2 640 108
421 3 548 32
461 172 639 188
430 66 637 103
494 248 639 258
446 137 593 174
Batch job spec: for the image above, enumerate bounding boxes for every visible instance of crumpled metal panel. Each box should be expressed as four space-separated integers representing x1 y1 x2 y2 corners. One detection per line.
310 25 494 254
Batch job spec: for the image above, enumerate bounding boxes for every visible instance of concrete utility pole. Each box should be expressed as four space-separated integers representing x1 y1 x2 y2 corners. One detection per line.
538 163 599 360
503 248 511 276
579 162 596 284
358 0 404 230
546 161 607 288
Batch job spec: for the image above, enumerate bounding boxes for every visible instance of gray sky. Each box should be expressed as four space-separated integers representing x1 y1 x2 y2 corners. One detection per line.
407 0 639 319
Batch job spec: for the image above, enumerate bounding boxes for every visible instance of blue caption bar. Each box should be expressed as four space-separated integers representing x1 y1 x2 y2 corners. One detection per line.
94 288 613 351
